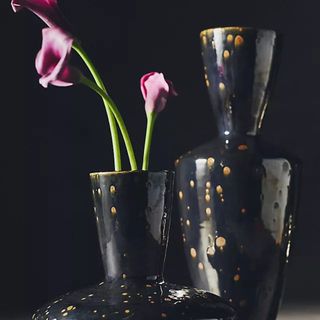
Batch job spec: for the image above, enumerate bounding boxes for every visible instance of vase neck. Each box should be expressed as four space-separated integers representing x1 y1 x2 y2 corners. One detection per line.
90 171 174 281
201 27 280 136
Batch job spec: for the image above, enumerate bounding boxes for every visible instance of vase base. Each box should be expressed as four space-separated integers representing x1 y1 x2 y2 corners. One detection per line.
32 279 236 320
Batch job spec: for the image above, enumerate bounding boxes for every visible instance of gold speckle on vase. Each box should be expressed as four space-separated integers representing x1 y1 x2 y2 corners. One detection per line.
227 34 234 42
206 207 212 217
216 185 223 194
198 262 204 270
207 157 215 168
175 159 180 166
97 188 102 196
205 194 211 202
125 309 130 314
109 185 116 194
206 79 210 87
235 35 244 47
241 208 247 214
234 274 241 282
206 181 211 188
190 248 197 258
190 180 195 188
186 219 191 227
161 313 167 318
223 50 230 59
216 236 227 250
219 82 225 91
223 166 231 176
111 206 117 216
179 191 184 200
238 144 248 151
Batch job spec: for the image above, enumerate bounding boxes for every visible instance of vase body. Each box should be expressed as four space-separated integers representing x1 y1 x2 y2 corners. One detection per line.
33 171 237 320
175 28 299 320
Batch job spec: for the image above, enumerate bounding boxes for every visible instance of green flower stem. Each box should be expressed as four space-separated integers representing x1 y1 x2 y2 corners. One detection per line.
142 112 157 171
80 76 138 171
72 41 122 171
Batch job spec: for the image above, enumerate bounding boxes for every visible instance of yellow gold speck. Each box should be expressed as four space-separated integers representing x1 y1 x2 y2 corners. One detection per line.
223 167 231 176
216 236 227 249
179 191 184 200
227 34 234 42
190 248 197 258
216 185 223 194
207 158 215 168
198 262 204 270
111 206 117 216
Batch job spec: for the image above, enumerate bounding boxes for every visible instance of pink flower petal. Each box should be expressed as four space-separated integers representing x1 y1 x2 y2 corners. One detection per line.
11 0 69 30
140 72 177 113
36 27 81 88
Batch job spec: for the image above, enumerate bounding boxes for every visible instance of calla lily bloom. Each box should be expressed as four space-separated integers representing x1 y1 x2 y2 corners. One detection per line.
140 72 177 114
36 27 81 88
11 0 69 30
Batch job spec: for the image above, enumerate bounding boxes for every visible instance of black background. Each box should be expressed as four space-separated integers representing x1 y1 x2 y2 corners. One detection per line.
1 0 319 317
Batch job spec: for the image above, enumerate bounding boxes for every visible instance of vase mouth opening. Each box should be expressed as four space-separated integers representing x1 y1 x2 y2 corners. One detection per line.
200 26 277 37
89 169 174 178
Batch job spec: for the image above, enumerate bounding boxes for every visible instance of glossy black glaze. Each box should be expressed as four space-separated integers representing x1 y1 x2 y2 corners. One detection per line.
175 27 300 320
33 171 237 320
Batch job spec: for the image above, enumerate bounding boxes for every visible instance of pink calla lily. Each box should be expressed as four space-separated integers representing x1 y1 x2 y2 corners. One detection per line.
140 72 177 114
36 27 81 88
11 0 69 30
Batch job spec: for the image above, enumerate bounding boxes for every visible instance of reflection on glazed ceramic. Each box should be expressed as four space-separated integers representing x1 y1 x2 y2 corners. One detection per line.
176 146 298 320
176 27 299 320
33 171 237 320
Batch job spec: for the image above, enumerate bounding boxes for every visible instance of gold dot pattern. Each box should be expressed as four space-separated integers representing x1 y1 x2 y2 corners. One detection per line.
179 191 184 200
190 180 195 188
234 274 240 281
219 82 225 91
206 181 211 188
111 206 117 216
109 185 116 194
227 34 234 42
223 50 230 59
238 144 248 151
206 207 212 216
190 248 197 258
205 194 211 202
235 35 244 47
216 185 223 194
198 262 204 270
223 167 231 176
216 236 226 248
207 157 215 168
186 219 191 227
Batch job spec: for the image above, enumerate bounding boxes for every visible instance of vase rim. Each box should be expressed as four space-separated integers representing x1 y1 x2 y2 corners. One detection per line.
200 26 277 36
89 169 174 177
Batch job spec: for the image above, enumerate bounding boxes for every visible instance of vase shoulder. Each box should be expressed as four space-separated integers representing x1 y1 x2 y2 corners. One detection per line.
32 279 237 320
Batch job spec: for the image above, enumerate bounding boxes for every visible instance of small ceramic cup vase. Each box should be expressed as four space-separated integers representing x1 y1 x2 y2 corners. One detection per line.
175 27 300 320
33 170 237 320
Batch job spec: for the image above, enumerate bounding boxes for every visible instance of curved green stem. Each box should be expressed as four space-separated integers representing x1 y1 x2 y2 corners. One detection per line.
142 112 157 171
72 41 122 171
80 76 138 171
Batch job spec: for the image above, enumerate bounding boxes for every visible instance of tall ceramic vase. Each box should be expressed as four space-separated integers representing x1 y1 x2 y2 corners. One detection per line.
33 171 237 320
175 27 299 320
